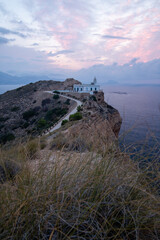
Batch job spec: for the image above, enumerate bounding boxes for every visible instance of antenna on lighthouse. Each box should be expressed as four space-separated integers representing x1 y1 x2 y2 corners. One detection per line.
93 77 97 84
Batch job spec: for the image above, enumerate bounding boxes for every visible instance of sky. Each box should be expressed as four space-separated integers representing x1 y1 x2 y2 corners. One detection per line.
0 0 160 84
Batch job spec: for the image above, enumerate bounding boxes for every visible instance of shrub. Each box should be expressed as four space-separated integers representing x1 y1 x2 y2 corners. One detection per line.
25 139 39 159
0 133 15 144
11 106 20 112
0 117 9 122
53 94 59 100
22 122 29 129
33 106 41 113
69 112 82 121
77 105 82 112
41 98 51 107
61 119 68 126
45 110 54 121
65 99 70 105
40 137 47 149
37 118 48 129
90 95 97 101
0 144 159 239
16 86 22 91
53 90 60 94
52 108 68 116
23 109 35 120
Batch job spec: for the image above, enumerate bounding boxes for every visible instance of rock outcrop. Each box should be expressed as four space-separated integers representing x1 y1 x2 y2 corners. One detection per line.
63 78 81 90
52 91 122 153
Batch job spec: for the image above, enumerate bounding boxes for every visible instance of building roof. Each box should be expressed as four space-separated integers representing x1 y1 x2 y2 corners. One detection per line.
74 84 100 87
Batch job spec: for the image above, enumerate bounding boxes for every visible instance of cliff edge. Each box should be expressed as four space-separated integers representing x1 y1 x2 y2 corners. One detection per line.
51 91 122 153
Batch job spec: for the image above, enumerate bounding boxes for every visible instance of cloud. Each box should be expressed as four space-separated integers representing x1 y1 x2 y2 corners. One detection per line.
32 43 39 46
0 27 26 38
73 58 160 84
48 50 74 57
0 36 15 44
0 0 159 72
0 3 7 14
102 35 131 40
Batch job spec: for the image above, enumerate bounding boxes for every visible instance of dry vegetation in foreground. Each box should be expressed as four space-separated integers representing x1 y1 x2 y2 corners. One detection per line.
0 136 160 240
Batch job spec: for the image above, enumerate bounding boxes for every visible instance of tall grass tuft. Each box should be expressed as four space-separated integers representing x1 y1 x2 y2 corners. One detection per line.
0 137 160 239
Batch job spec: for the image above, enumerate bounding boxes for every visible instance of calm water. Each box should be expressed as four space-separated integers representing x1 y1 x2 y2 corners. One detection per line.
102 85 160 154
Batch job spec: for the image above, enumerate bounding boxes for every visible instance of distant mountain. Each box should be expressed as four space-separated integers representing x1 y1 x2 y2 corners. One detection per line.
105 80 118 85
0 71 64 85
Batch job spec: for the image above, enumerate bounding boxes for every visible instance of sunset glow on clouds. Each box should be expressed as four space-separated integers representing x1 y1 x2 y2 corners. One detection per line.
0 0 160 83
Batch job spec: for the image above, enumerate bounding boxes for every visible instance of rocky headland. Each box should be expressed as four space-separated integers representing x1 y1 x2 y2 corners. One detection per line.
0 78 121 146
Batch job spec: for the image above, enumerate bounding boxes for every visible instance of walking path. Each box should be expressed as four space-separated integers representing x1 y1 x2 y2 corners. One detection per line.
44 91 82 134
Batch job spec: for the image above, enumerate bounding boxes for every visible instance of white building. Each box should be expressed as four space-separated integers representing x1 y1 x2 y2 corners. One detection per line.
73 78 100 94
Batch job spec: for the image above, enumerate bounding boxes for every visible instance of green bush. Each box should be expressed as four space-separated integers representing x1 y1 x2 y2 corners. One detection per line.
53 90 60 94
69 112 82 121
23 109 35 120
45 108 67 122
77 105 82 112
61 119 68 126
45 110 54 121
37 118 48 129
52 108 68 116
53 94 59 100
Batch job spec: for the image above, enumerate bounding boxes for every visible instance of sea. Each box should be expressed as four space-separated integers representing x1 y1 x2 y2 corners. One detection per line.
0 84 160 158
102 84 160 160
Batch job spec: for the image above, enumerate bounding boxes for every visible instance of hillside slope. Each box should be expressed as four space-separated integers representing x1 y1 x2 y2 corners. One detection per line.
0 79 80 143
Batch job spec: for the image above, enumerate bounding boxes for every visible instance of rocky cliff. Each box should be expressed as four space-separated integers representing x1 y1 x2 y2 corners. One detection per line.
51 91 122 153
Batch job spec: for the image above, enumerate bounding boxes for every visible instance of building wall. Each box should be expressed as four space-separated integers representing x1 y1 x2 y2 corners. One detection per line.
74 84 100 93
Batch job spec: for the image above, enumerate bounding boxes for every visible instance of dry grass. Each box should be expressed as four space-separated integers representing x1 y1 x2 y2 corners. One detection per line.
0 136 160 240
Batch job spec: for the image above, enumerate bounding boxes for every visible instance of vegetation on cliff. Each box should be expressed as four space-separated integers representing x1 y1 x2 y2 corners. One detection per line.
0 135 159 239
0 79 79 143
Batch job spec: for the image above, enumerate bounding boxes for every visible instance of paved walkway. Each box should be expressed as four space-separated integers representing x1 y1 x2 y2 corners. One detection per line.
44 91 82 134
